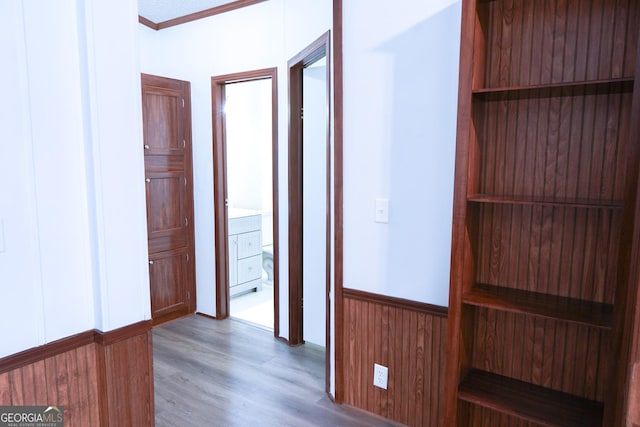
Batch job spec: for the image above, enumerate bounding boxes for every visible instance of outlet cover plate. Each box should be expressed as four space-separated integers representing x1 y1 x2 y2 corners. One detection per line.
373 363 388 389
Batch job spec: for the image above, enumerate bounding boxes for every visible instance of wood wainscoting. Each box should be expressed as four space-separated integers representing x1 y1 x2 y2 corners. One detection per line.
0 321 153 426
342 288 448 427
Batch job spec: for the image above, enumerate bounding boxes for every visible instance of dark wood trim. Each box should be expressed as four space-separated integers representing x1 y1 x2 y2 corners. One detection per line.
275 335 290 345
196 312 217 320
212 76 230 320
212 68 279 335
288 31 332 348
0 330 95 374
288 32 330 68
324 32 333 398
343 288 448 318
0 320 152 374
288 57 304 346
443 0 477 424
333 0 344 404
155 0 266 30
138 15 159 31
608 33 640 427
94 320 153 346
270 69 281 339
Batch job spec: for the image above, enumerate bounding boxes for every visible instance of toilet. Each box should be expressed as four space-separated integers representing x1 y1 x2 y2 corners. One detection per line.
262 244 274 282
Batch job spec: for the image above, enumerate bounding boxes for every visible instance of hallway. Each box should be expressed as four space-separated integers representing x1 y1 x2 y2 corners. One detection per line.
153 315 403 426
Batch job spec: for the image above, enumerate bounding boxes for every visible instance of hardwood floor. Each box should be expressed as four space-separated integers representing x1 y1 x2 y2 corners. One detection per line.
153 315 404 427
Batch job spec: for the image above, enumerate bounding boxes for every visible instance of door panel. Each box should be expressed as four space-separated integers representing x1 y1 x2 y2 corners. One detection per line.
142 73 196 325
149 251 189 316
146 175 184 233
143 91 183 152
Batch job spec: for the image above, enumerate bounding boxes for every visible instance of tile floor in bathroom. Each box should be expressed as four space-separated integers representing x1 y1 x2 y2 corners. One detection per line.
229 281 274 329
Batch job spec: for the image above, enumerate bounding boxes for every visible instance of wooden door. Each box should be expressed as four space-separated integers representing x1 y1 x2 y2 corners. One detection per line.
141 73 196 325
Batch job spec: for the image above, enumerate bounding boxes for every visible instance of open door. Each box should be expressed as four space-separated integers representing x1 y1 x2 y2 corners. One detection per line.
288 31 332 392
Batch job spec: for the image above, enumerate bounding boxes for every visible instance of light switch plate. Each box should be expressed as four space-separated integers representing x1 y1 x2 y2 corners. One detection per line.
375 198 389 223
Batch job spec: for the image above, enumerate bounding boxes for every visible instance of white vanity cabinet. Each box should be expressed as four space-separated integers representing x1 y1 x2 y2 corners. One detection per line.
228 209 262 297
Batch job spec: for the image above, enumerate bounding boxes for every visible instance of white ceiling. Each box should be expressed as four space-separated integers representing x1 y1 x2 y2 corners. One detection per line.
138 0 241 23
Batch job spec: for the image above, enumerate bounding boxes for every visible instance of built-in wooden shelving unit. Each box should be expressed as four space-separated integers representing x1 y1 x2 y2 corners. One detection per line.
458 370 604 427
445 0 640 425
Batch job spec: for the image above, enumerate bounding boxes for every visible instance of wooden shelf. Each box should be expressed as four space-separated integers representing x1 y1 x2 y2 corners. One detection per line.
458 369 604 427
463 284 613 330
467 194 623 209
472 78 634 100
446 0 639 425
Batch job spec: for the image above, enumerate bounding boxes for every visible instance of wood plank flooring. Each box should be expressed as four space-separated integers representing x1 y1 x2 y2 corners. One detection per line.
153 315 405 427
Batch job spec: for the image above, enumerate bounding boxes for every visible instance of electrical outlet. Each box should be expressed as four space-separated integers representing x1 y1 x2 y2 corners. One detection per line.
373 363 388 390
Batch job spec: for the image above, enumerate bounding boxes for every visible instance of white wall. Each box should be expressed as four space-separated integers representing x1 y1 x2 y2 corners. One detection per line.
343 0 462 307
0 0 150 358
139 0 333 334
81 0 151 331
225 80 272 213
302 61 328 347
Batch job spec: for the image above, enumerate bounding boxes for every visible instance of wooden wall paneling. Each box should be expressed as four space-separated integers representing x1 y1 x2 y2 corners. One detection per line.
481 0 639 87
102 332 154 427
343 289 447 427
612 6 640 423
0 344 100 426
472 308 610 401
0 372 9 403
0 321 153 427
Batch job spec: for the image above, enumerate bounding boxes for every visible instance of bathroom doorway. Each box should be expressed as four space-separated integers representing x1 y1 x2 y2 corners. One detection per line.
212 68 279 333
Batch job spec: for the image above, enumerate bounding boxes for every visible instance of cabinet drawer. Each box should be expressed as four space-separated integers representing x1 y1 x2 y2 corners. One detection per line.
237 231 262 258
237 255 262 283
228 214 261 235
228 235 238 287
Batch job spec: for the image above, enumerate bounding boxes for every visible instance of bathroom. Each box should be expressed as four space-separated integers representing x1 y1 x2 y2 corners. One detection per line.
225 78 274 329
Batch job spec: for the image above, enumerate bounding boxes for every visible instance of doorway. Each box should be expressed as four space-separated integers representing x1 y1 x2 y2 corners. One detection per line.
288 31 331 386
212 68 279 334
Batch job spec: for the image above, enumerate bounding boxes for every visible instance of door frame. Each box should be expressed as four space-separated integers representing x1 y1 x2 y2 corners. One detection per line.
287 32 332 371
211 68 280 336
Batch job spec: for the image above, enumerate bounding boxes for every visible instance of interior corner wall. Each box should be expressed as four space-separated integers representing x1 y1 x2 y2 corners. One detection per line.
342 0 462 307
80 0 151 332
138 0 333 339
